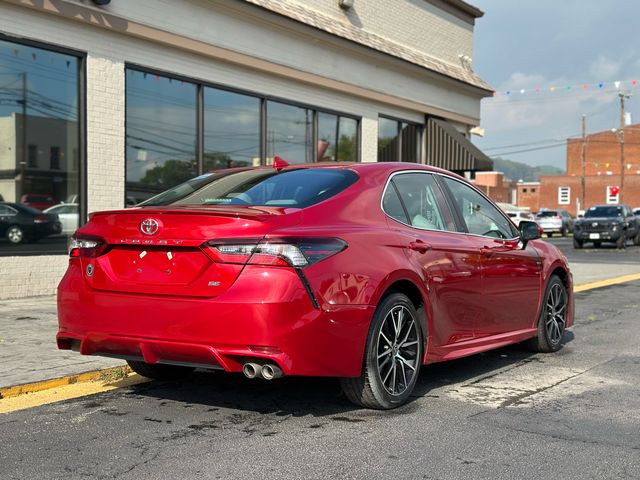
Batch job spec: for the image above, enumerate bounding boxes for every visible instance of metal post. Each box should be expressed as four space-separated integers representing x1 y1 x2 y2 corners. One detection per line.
618 92 630 204
20 72 27 201
581 114 586 211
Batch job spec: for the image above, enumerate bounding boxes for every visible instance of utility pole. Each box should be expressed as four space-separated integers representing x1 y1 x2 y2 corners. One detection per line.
580 114 586 212
618 91 631 204
20 72 27 201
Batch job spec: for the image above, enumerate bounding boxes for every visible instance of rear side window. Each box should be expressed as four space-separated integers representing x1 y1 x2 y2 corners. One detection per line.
382 184 409 224
383 172 456 232
141 168 358 208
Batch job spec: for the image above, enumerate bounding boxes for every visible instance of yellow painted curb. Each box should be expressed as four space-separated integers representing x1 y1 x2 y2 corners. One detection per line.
0 372 149 414
0 366 133 400
574 272 640 293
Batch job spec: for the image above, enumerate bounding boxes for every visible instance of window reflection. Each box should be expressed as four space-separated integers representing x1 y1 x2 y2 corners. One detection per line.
0 39 80 254
204 87 260 171
378 116 422 163
266 101 312 164
338 117 358 162
317 113 358 162
126 69 197 204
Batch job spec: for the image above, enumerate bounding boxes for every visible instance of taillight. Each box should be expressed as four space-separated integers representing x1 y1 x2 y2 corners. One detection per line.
34 215 48 223
69 237 108 258
205 238 347 268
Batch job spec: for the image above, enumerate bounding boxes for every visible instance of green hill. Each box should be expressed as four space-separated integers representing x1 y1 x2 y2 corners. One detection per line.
491 158 565 182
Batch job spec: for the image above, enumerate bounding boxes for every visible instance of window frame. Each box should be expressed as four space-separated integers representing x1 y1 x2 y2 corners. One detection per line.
558 186 570 205
377 115 424 163
606 186 620 205
0 33 87 256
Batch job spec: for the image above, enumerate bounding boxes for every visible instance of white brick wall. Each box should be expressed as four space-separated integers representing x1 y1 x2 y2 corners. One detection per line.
0 256 68 299
86 56 125 214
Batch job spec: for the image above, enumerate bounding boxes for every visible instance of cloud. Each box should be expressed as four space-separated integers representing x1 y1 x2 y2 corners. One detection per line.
589 55 622 80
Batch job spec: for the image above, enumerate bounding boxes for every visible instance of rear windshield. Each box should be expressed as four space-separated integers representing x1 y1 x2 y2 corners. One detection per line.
536 211 558 217
140 168 359 208
585 206 623 218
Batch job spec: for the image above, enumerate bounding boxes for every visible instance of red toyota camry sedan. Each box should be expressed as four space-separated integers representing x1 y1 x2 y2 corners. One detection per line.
57 162 573 409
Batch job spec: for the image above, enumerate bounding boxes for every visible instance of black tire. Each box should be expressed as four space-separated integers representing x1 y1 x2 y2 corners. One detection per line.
634 233 640 246
573 237 583 249
341 292 423 409
616 234 626 249
527 275 568 353
561 225 568 237
6 225 24 244
546 232 553 238
127 360 195 381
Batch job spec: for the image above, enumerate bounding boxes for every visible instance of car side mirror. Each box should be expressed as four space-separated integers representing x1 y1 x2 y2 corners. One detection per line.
519 220 541 248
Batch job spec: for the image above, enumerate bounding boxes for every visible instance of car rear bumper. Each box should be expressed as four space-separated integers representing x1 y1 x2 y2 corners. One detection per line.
57 263 373 377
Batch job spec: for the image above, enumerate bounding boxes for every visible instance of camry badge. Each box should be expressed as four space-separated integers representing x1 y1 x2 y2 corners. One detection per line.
592 222 598 227
140 218 160 236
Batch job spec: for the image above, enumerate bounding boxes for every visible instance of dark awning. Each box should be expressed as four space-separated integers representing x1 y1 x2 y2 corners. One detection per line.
425 118 493 172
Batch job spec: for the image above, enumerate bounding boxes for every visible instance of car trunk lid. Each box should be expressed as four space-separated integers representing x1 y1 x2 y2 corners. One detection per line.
75 206 302 297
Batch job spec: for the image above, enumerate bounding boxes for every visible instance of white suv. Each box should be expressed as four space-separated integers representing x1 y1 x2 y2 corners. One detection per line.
536 209 574 237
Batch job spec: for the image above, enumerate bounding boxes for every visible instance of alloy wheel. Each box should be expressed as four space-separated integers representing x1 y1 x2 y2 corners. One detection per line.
7 226 23 244
375 305 420 396
545 282 567 345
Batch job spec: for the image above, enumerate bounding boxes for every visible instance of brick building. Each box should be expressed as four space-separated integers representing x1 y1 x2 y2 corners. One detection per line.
515 182 540 212
473 171 517 204
517 125 640 215
0 0 492 298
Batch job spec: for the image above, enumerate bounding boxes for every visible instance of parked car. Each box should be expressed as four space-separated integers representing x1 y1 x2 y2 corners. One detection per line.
535 209 574 237
0 202 61 244
573 204 640 249
57 162 573 409
506 210 535 227
20 193 56 211
44 203 79 235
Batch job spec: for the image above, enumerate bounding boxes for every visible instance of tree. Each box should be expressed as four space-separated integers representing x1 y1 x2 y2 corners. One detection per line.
141 159 196 187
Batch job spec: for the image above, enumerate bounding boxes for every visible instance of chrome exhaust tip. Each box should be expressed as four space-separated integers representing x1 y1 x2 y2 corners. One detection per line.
242 362 262 379
261 363 284 380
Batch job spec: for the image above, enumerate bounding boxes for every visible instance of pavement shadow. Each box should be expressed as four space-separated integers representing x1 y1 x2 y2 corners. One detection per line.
121 335 573 417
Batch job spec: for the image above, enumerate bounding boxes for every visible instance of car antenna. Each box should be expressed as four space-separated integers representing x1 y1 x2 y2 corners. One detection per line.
273 156 289 172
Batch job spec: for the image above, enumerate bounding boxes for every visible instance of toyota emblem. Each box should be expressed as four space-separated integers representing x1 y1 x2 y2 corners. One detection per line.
140 218 160 235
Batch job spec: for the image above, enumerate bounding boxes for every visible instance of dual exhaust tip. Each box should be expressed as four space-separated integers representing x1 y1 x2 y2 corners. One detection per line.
243 362 284 380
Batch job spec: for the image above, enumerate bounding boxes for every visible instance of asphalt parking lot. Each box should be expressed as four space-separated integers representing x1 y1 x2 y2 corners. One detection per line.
1 238 639 480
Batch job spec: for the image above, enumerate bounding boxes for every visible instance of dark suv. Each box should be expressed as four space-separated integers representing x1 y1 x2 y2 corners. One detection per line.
573 205 640 249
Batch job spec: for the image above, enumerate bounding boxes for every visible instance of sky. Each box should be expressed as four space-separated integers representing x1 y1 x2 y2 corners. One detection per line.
470 0 640 170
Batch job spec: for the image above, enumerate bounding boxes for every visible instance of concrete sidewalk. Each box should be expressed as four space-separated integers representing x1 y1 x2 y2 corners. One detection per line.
0 296 124 389
0 261 636 391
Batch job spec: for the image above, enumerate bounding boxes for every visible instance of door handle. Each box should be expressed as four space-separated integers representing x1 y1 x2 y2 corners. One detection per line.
408 240 432 253
480 247 494 257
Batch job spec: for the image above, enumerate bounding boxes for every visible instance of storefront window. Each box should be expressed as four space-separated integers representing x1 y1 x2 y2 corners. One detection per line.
0 38 81 255
126 68 360 194
204 87 260 170
317 113 358 162
378 116 423 163
125 69 197 204
266 101 313 164
338 116 358 162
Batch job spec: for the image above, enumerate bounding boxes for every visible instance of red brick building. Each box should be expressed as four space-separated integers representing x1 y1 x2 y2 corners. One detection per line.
515 182 540 212
473 171 517 204
517 125 640 215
